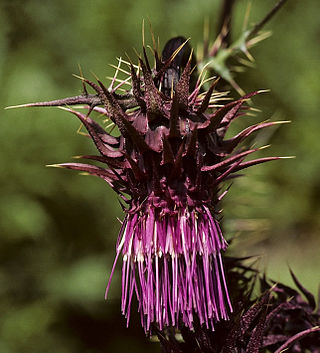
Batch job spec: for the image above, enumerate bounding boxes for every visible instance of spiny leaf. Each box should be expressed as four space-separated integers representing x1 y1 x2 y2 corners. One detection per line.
196 77 219 115
97 80 151 152
185 128 198 157
246 307 268 353
130 63 146 109
170 141 185 179
169 93 181 138
161 136 175 165
6 94 101 110
51 162 120 182
290 269 316 310
59 107 122 158
222 121 290 153
231 156 291 173
175 58 191 109
274 326 320 353
139 58 164 120
201 146 266 172
74 154 126 169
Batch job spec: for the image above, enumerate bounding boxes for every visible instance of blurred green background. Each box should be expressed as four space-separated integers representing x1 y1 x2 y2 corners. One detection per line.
1 0 319 352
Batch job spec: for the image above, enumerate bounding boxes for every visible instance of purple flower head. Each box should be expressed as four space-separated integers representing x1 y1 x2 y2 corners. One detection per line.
11 37 284 332
114 203 231 332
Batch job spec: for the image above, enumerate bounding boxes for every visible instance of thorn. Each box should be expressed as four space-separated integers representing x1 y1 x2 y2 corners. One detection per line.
203 16 210 57
90 70 100 82
142 27 151 73
124 53 133 67
170 77 174 99
133 47 141 60
78 64 88 96
142 19 145 48
5 104 30 110
149 21 158 54
76 123 87 136
248 0 289 39
170 38 191 63
109 61 131 76
195 60 213 87
257 89 271 94
72 73 86 81
243 0 252 31
244 48 255 62
272 120 291 125
247 31 272 48
120 56 139 70
258 144 271 150
230 78 246 96
278 156 296 159
57 106 71 112
197 77 220 114
46 164 63 168
113 76 132 92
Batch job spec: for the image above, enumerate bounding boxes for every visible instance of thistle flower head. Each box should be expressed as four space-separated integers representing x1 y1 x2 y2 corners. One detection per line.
10 37 284 333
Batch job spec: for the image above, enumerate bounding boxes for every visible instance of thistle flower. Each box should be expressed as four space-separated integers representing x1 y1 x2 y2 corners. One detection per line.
9 37 285 332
